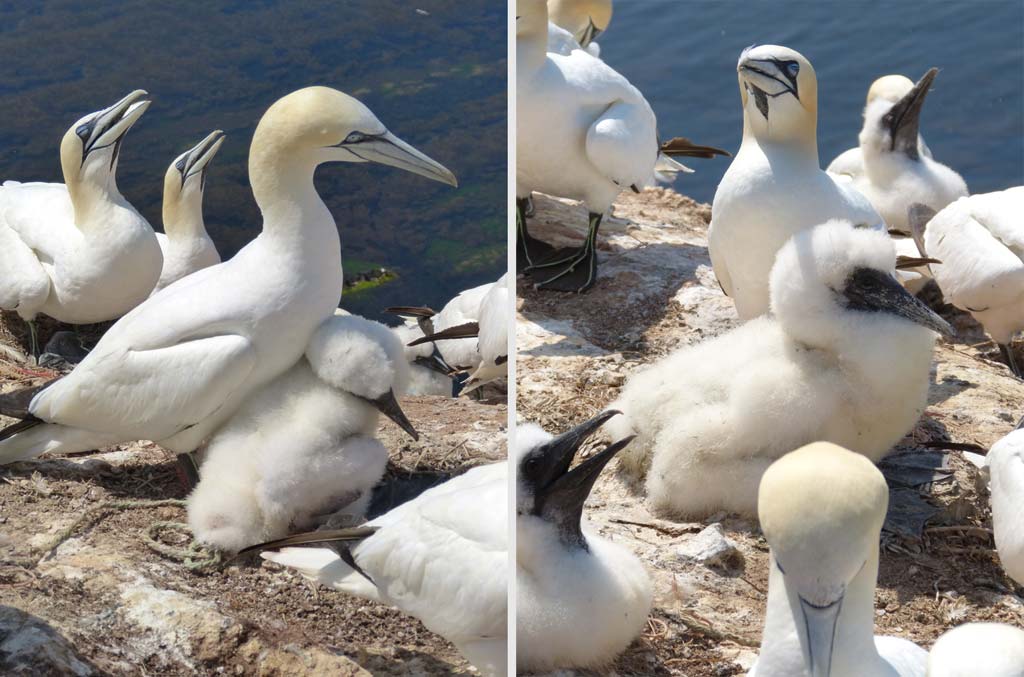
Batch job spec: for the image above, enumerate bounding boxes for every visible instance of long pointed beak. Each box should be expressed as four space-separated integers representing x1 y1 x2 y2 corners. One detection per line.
885 68 937 159
800 596 843 677
92 90 151 150
532 410 622 491
843 267 954 337
577 19 602 48
178 130 226 184
355 131 458 187
364 389 418 440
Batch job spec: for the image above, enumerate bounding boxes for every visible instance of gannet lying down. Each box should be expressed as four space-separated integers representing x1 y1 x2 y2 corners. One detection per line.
246 459 507 676
927 623 1024 676
986 421 1024 587
188 314 416 553
606 220 952 518
517 411 651 672
517 0 726 292
751 442 928 677
0 87 457 464
710 45 883 320
152 131 225 295
547 0 611 57
0 90 160 355
910 188 1024 377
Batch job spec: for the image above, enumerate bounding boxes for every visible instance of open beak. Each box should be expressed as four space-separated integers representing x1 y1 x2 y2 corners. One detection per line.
176 130 225 188
363 389 418 441
577 18 602 48
345 131 458 187
85 90 151 155
884 68 937 159
843 267 954 337
799 596 843 677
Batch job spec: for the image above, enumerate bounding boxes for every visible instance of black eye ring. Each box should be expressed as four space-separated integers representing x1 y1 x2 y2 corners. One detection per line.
344 131 369 144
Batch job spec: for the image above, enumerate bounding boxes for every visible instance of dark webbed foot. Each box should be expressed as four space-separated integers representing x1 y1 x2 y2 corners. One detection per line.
517 197 555 271
526 212 603 293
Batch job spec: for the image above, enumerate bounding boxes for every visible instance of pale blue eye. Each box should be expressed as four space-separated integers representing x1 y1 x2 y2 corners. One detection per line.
786 62 799 78
344 131 368 144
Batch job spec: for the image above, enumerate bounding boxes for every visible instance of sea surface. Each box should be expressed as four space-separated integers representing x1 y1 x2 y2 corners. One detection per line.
0 1 506 322
601 0 1024 204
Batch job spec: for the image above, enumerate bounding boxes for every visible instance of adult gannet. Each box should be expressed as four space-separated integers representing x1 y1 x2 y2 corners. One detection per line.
910 188 1024 377
517 411 652 672
827 69 967 232
151 131 225 295
517 0 725 292
710 45 883 319
927 623 1024 676
465 273 509 391
0 87 457 464
246 458 507 676
606 221 952 518
0 90 160 354
188 313 416 552
547 0 611 57
750 442 928 677
986 422 1024 587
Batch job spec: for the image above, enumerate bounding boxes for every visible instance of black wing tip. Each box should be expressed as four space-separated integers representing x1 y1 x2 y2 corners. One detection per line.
660 136 732 159
236 526 379 558
407 322 480 346
385 306 437 318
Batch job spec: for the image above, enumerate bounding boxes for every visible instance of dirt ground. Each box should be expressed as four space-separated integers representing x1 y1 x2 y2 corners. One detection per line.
516 188 1024 676
0 313 507 676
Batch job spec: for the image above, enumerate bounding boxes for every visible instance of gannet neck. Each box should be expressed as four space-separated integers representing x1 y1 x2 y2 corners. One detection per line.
248 144 332 240
517 0 549 72
162 171 206 241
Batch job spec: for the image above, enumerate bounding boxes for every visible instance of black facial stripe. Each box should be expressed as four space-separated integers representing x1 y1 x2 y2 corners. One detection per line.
744 58 800 99
332 131 387 147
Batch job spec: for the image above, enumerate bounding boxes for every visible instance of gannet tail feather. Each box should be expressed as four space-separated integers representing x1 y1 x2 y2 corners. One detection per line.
0 417 43 443
659 137 731 159
239 526 379 555
407 322 480 346
908 203 937 258
0 422 124 464
0 379 59 420
385 306 437 318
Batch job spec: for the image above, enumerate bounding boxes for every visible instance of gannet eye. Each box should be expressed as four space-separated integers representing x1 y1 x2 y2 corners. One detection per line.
522 456 541 478
785 61 799 78
343 131 369 144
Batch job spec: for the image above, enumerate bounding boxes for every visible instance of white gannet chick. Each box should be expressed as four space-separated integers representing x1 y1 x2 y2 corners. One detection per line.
547 0 612 56
249 458 507 676
911 187 1024 377
0 87 457 464
606 220 952 518
0 90 160 354
517 411 652 672
827 74 933 180
710 45 883 320
751 442 928 677
927 623 1024 676
187 313 415 553
151 130 225 295
986 423 1024 586
517 0 725 292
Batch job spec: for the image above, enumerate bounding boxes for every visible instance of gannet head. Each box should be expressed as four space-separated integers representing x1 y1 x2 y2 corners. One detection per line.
305 314 417 440
517 0 549 39
759 442 889 677
736 45 817 144
770 220 953 346
162 130 225 236
251 86 457 187
859 68 937 161
516 411 633 551
60 90 151 196
548 0 612 48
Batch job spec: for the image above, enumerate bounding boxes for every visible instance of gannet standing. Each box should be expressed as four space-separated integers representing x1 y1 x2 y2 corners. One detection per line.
0 90 160 354
606 221 952 518
517 0 725 292
910 188 1024 377
188 314 417 552
547 0 612 57
751 442 928 677
0 87 457 464
517 411 652 672
710 45 883 319
927 623 1024 676
248 459 507 676
986 422 1024 587
152 131 225 295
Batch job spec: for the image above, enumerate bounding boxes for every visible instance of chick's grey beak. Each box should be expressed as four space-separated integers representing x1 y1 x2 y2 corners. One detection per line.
800 596 843 677
884 68 937 159
347 131 458 187
843 266 954 337
365 389 418 441
532 410 622 494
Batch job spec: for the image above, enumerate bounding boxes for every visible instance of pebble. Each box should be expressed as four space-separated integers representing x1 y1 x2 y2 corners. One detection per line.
675 523 743 569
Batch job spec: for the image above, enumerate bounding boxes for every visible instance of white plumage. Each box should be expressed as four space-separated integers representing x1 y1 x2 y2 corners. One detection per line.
431 279 496 371
392 321 456 396
0 87 457 464
927 623 1024 677
188 313 412 552
710 45 883 320
607 220 951 518
986 426 1024 587
465 273 509 391
546 0 611 57
260 459 507 677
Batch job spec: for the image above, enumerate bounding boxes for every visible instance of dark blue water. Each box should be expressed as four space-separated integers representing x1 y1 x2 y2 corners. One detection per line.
0 1 506 323
601 1 1024 204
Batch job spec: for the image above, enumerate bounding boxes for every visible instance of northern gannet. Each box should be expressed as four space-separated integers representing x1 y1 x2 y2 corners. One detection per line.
465 273 509 391
710 45 883 319
986 422 1024 587
606 221 952 518
188 313 416 553
393 321 460 396
247 458 507 676
517 411 652 672
0 90 160 355
547 0 612 57
517 0 725 292
0 87 457 464
910 188 1024 377
927 623 1024 676
750 442 928 677
152 131 225 295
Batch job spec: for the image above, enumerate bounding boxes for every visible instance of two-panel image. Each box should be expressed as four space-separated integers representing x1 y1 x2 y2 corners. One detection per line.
0 1 1021 675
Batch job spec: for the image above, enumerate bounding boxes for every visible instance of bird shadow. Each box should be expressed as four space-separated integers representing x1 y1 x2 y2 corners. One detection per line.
0 605 104 675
